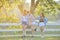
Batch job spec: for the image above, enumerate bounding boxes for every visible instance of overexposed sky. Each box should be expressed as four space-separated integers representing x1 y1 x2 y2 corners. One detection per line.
25 0 37 3
25 0 60 3
54 0 60 1
25 0 31 3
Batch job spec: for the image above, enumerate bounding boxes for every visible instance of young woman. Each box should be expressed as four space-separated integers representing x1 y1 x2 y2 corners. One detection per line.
21 10 29 36
27 11 37 36
37 12 48 38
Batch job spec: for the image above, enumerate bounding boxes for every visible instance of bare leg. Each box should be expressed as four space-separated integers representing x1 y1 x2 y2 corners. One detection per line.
22 25 27 36
40 26 45 38
31 25 36 37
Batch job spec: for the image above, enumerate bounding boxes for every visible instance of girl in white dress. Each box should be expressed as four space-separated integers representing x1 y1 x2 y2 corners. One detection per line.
27 11 37 36
21 10 29 36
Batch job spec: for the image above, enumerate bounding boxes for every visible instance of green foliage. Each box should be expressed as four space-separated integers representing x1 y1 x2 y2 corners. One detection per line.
35 0 60 16
0 0 20 12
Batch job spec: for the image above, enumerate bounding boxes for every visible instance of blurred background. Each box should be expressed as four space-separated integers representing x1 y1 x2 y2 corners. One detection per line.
0 0 60 40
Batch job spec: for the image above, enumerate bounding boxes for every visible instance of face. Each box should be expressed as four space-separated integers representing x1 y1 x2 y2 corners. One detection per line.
27 11 30 14
40 13 44 19
23 10 27 15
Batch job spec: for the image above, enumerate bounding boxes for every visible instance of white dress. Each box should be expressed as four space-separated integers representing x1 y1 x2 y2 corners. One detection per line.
21 15 28 25
28 14 37 25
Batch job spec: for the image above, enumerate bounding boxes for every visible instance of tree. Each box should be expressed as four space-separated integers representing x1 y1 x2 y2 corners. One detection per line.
30 0 35 14
0 0 21 23
30 0 40 14
18 0 24 13
0 0 20 12
34 0 60 16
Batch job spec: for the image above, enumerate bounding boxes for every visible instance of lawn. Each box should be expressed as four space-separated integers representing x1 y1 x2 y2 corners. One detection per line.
0 36 60 40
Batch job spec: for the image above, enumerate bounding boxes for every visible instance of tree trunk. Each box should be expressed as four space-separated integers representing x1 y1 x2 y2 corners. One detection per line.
30 0 40 14
35 0 40 8
30 0 35 14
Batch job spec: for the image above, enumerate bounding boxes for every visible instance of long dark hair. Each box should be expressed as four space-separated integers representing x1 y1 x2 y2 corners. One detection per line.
40 12 45 22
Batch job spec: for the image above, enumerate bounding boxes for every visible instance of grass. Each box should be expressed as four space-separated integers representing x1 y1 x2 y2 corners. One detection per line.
0 36 60 40
0 25 60 40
